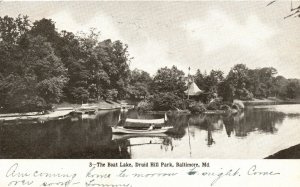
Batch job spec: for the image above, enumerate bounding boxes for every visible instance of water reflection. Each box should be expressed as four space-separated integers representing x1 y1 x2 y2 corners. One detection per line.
0 105 300 158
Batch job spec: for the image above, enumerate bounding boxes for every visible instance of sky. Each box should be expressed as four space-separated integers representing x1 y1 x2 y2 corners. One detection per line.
0 1 300 78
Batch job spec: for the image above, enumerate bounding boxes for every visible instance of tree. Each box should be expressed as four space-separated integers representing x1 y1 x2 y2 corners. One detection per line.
130 69 152 85
273 75 288 98
96 39 131 100
128 69 152 99
61 30 131 102
218 80 235 102
30 18 59 44
227 64 249 89
208 70 224 86
247 67 277 98
226 64 252 100
206 70 224 98
0 15 31 44
194 69 207 91
0 15 68 112
151 66 187 97
286 81 298 99
150 92 183 111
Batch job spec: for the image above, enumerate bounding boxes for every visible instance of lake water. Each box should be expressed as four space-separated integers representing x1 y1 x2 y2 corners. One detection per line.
1 104 300 159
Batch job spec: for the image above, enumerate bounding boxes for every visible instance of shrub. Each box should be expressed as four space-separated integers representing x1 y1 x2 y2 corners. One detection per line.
206 97 223 110
236 88 253 101
233 99 245 110
70 87 89 103
188 101 206 114
6 95 51 113
150 92 183 111
137 100 153 111
220 104 231 111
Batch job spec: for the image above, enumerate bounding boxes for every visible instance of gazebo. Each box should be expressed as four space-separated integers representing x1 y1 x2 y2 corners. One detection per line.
185 81 203 98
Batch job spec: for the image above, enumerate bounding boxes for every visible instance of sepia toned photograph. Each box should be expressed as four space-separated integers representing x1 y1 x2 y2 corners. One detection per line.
0 1 300 159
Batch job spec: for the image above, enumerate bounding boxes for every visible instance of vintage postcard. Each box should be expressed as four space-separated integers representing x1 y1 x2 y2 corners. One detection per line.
0 0 299 186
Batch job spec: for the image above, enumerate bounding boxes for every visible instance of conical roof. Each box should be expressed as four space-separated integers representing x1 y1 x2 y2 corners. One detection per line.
185 82 203 96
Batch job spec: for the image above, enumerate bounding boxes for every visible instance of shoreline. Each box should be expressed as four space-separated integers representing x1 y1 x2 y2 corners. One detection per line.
0 100 123 123
1 100 300 159
265 144 300 159
242 98 300 106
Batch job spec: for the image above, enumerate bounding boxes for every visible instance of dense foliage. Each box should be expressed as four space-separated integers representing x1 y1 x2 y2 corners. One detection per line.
188 101 206 114
0 15 131 112
150 93 183 111
195 64 300 102
127 69 152 99
151 66 187 97
1 15 300 113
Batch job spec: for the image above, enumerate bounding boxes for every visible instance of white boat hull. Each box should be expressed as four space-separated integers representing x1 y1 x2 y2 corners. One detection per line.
112 126 172 134
112 134 168 141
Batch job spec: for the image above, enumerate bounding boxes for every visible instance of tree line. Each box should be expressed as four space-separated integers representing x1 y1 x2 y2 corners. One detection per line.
0 15 135 112
0 15 299 113
136 64 300 111
195 64 300 102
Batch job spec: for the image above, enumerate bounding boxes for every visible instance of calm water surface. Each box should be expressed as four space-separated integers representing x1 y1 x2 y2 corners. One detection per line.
1 104 300 159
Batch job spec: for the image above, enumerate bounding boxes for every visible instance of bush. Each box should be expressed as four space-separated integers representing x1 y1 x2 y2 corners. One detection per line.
70 87 89 103
150 92 183 111
6 95 51 113
232 99 245 110
137 100 153 111
220 104 231 111
104 89 118 101
236 88 253 101
206 98 223 110
188 101 206 114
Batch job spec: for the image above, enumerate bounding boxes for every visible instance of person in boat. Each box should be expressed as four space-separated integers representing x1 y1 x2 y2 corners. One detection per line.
148 124 155 131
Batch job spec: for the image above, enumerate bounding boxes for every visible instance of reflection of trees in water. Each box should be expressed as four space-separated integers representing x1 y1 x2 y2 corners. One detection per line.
126 110 162 120
165 113 188 139
0 111 126 158
223 114 234 137
232 112 247 137
160 137 174 151
98 110 121 127
202 116 223 147
223 109 286 138
206 124 215 147
110 139 131 159
112 136 174 157
168 108 286 146
189 115 223 131
187 115 224 147
189 115 223 146
0 108 289 158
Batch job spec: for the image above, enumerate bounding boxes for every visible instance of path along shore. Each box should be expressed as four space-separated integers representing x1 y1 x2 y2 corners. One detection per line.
0 100 127 124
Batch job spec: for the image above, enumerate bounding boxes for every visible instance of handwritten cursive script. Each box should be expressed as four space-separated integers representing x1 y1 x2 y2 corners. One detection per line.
3 163 281 187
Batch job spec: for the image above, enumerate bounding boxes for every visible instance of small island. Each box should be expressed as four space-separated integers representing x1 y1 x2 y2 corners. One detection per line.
134 65 300 116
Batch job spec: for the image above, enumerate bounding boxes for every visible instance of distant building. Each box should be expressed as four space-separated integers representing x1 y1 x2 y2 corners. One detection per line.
184 76 203 96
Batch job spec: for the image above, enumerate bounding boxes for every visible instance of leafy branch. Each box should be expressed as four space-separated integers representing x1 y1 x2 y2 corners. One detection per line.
267 0 300 19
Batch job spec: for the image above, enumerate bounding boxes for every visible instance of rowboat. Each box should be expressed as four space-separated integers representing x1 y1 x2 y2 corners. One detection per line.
113 113 171 134
126 118 165 124
112 133 168 141
124 113 168 125
112 126 172 134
